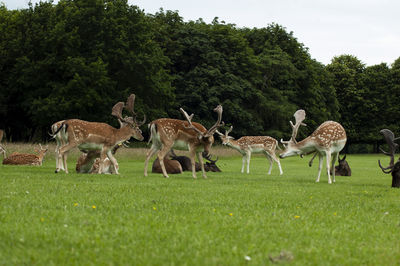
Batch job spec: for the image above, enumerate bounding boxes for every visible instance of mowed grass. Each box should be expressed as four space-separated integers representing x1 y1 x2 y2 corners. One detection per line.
0 143 399 265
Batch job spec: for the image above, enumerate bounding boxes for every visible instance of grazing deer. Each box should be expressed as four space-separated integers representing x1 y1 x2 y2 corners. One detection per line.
216 126 283 175
279 110 347 184
2 144 48 166
169 149 221 172
76 143 122 174
53 94 145 174
378 129 400 187
144 105 224 179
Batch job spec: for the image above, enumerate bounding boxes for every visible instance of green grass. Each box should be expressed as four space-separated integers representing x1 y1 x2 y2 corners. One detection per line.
0 144 399 265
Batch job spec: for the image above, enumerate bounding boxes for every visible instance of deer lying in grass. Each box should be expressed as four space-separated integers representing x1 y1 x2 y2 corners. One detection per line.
279 110 347 184
152 155 183 174
144 105 224 178
76 143 122 174
216 126 282 175
378 129 400 187
169 150 221 172
2 144 48 166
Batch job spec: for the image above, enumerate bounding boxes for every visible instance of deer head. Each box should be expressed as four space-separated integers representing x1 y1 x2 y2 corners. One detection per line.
216 126 234 145
378 129 399 174
180 104 224 158
111 94 146 141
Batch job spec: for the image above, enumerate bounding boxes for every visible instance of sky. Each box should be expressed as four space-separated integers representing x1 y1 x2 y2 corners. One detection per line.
3 0 400 66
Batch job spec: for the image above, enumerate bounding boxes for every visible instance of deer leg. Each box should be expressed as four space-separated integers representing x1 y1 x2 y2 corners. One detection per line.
157 145 171 178
270 153 283 175
246 151 251 174
331 152 338 183
144 146 158 176
326 152 332 184
189 149 197 179
264 153 273 175
309 152 317 167
241 154 246 173
57 143 76 173
196 152 207 179
107 149 119 175
316 153 323 182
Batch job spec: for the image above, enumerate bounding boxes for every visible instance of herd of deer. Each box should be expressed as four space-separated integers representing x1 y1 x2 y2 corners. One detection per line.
1 93 398 185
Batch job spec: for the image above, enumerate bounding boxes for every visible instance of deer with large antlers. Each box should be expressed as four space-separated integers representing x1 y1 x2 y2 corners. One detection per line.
378 129 400 187
144 105 224 178
279 110 347 184
217 126 283 175
53 94 145 174
3 144 48 166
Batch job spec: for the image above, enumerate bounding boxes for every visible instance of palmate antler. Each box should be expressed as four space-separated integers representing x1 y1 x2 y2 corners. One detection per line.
281 109 307 145
180 105 224 138
111 94 146 127
378 129 399 174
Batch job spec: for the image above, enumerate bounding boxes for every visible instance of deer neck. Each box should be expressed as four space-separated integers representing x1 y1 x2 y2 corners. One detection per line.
113 126 132 144
292 136 318 154
226 139 245 153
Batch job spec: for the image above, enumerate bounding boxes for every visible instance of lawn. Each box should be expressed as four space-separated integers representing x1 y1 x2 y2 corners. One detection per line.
0 143 399 265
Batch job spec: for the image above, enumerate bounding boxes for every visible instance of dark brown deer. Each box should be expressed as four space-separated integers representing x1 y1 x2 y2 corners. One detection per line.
152 156 183 174
169 150 221 172
378 129 400 188
334 155 351 176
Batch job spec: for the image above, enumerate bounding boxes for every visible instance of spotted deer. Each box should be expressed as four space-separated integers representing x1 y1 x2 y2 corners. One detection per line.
279 110 347 184
217 126 283 175
53 94 145 174
2 144 48 166
144 105 224 179
76 143 122 174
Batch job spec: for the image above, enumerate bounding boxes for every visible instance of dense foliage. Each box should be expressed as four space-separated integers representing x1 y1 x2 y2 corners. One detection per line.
0 0 399 151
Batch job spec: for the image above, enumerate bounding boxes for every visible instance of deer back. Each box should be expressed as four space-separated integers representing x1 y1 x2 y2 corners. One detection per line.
152 157 183 174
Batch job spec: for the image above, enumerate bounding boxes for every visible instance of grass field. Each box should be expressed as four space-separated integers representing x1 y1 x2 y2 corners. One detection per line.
0 143 399 265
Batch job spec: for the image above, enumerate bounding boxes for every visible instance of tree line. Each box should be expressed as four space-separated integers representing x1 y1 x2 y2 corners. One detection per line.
0 0 399 152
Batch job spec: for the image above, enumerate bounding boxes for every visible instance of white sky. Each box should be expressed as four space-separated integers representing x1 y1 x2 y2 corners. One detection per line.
3 0 400 66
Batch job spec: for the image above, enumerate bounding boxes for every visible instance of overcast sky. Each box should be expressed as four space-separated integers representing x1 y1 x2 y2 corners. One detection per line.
3 0 400 66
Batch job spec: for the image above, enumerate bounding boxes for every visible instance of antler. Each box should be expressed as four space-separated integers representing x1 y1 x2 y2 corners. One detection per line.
180 108 205 136
206 105 224 136
111 102 125 121
113 94 146 126
216 125 233 138
378 129 399 174
281 109 307 144
180 105 224 138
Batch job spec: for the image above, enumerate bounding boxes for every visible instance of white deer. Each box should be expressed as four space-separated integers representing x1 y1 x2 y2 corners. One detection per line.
144 105 224 179
217 126 283 175
279 110 347 184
